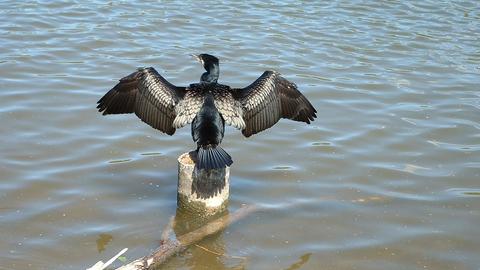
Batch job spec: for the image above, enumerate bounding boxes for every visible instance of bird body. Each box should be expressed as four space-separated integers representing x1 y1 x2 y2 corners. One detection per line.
97 54 317 196
192 91 224 148
190 85 233 170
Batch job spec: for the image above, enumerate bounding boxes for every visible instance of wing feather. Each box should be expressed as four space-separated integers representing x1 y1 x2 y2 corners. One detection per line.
97 67 185 135
172 88 204 129
212 86 245 130
233 71 316 137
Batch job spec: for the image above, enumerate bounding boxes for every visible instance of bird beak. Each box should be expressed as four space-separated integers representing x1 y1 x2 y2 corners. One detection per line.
191 54 203 65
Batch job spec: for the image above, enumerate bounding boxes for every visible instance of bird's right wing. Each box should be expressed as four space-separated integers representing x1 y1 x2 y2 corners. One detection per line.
232 71 317 137
97 67 185 135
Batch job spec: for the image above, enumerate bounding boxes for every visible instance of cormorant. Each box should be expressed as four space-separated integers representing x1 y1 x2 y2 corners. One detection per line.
97 54 316 193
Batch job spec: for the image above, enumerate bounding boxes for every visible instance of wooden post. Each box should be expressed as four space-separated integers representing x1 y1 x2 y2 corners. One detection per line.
177 151 230 216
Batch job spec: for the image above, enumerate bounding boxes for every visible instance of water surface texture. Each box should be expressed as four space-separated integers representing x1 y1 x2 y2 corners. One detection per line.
1 1 479 269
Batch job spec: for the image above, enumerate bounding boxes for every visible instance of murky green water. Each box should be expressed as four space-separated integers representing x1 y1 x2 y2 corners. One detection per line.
1 1 479 269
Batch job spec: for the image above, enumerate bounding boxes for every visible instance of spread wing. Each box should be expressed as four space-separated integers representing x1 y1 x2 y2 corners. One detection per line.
232 71 317 137
97 67 186 135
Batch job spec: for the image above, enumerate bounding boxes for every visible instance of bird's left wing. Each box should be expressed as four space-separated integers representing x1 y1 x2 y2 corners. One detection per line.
232 71 317 137
97 67 186 135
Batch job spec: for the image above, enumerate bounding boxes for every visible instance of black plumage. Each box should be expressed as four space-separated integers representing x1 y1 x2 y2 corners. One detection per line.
97 54 317 196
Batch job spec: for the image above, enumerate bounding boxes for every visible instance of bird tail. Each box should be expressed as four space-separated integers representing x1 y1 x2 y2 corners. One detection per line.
193 146 233 199
196 145 233 171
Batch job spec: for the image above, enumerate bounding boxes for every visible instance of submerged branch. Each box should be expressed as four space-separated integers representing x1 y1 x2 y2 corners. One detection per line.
88 205 258 270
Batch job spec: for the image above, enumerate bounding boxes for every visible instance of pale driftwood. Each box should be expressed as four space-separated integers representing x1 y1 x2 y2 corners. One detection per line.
111 205 257 270
87 248 128 270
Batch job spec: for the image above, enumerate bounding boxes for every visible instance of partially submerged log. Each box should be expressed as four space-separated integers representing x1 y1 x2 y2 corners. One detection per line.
177 151 230 216
109 205 257 270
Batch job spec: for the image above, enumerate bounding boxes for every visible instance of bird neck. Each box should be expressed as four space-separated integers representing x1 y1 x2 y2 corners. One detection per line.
200 63 219 83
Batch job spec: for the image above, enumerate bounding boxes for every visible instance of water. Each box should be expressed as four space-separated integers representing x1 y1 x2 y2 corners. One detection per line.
1 1 479 269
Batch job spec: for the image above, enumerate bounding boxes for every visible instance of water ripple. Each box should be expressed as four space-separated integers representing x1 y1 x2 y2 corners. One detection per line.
1 1 480 269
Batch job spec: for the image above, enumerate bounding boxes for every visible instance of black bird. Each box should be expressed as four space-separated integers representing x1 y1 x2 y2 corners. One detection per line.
97 54 316 189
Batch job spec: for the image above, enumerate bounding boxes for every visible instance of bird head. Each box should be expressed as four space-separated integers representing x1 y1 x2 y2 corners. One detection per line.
192 54 219 70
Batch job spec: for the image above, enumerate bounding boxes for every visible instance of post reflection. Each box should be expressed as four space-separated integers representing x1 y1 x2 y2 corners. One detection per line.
172 206 246 269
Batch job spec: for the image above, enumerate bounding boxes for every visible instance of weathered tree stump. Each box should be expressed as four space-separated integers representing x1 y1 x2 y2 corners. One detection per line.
177 151 230 216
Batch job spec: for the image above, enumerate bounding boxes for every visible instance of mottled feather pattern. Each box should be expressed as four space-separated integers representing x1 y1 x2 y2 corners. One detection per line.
212 86 245 130
96 71 140 114
173 89 204 128
236 71 282 137
276 76 316 123
97 67 183 135
233 71 316 137
134 68 179 134
98 68 316 138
